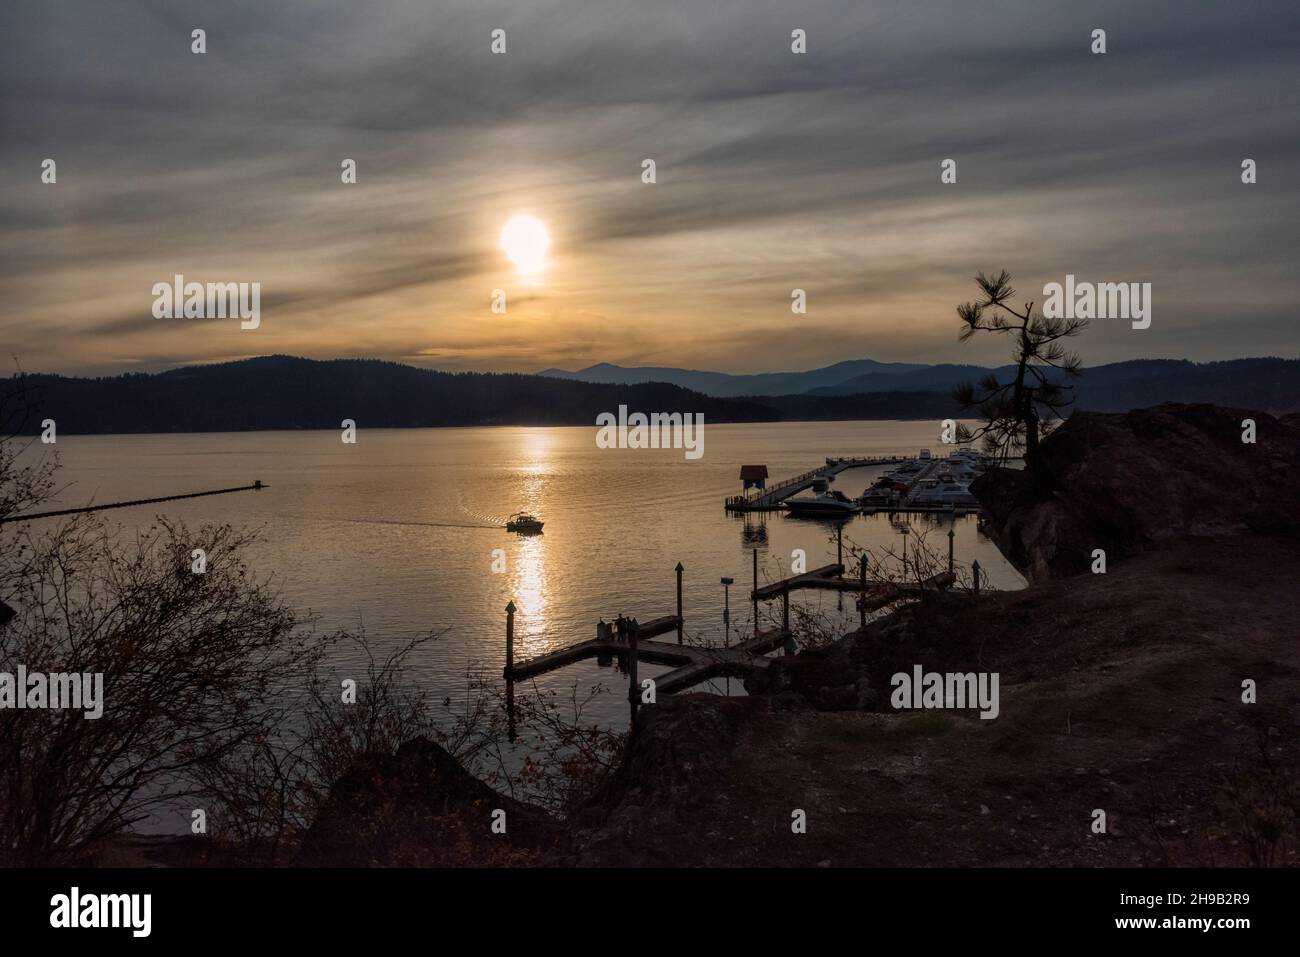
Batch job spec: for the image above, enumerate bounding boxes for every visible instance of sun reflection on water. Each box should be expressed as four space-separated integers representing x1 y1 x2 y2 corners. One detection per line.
510 428 552 648
518 428 553 475
511 532 549 649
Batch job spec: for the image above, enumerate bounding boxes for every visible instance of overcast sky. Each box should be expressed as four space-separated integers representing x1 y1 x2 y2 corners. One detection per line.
1 0 1297 377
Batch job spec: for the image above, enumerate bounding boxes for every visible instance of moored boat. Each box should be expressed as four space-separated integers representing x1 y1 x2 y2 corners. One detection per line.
785 490 860 517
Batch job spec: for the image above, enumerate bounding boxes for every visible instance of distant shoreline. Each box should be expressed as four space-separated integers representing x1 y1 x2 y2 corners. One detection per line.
11 354 1298 436
17 415 963 440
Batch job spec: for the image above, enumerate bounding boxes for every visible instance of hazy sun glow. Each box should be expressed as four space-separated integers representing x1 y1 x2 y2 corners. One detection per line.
500 215 551 276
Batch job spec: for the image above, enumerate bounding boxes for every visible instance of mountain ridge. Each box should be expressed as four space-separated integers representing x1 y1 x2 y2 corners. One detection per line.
538 358 928 397
9 354 1299 434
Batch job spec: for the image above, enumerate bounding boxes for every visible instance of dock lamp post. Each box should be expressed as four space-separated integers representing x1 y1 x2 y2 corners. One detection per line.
720 577 734 645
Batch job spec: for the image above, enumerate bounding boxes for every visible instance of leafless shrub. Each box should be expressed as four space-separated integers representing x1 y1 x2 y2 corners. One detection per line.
0 374 632 865
449 673 627 818
0 515 315 865
189 629 446 864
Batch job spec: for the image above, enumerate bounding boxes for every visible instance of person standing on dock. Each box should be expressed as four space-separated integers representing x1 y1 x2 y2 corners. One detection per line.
598 618 609 642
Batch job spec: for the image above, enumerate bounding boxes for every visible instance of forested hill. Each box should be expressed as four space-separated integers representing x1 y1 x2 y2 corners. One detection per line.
10 354 1297 434
14 356 775 434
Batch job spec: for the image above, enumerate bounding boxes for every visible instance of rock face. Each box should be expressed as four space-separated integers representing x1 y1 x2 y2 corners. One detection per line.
973 403 1300 581
295 738 558 866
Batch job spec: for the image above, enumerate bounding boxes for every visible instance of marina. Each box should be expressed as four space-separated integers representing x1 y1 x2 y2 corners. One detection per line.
725 455 907 512
725 448 989 517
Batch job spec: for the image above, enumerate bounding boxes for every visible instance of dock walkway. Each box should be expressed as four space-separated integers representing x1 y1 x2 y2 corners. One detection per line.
507 622 792 695
725 455 907 512
752 562 953 600
506 565 955 700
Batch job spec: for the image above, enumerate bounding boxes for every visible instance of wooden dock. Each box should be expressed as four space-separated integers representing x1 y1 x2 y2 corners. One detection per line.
752 559 956 631
507 621 792 695
752 562 952 600
860 504 980 516
725 455 907 512
502 557 957 729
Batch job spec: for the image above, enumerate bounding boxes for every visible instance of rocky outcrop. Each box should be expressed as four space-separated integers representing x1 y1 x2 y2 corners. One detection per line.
973 403 1300 580
295 737 559 866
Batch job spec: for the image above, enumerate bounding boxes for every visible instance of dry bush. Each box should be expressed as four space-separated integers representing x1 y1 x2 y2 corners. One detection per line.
0 514 315 865
447 673 627 819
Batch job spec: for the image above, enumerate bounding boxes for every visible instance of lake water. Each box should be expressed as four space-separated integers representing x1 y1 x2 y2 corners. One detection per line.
27 420 1025 732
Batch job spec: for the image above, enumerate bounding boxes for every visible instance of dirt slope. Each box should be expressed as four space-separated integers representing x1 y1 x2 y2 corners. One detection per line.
560 534 1298 866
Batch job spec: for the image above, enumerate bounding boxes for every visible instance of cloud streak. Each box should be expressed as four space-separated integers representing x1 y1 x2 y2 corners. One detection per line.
1 0 1297 376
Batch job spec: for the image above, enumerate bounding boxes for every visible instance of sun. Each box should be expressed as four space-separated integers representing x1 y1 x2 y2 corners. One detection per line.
500 215 551 277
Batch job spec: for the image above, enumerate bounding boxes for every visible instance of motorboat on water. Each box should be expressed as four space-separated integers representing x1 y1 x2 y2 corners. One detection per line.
785 490 861 517
506 512 544 533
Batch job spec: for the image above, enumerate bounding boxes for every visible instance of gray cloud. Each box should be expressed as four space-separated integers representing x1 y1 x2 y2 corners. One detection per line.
1 0 1297 376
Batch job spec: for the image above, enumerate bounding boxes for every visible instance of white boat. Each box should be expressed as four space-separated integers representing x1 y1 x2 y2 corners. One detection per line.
909 480 980 508
785 490 861 517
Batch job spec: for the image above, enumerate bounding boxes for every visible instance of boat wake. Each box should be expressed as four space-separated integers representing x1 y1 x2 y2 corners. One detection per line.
456 501 512 528
300 515 500 530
